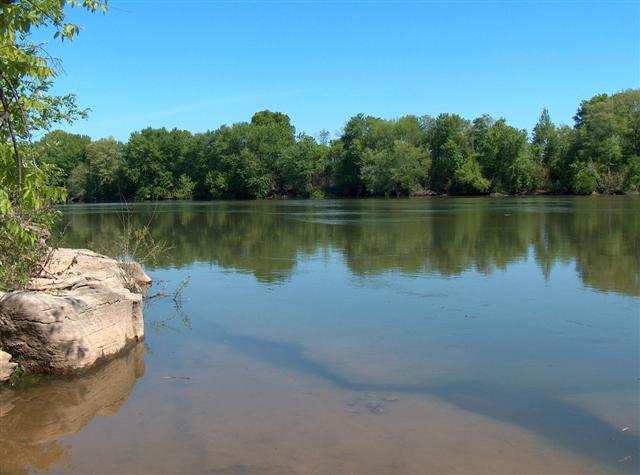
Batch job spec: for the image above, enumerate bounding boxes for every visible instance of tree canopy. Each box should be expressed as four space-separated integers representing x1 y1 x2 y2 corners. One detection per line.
0 0 106 289
32 89 640 202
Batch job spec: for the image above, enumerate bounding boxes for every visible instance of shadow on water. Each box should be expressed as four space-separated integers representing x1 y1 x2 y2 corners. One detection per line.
204 322 640 474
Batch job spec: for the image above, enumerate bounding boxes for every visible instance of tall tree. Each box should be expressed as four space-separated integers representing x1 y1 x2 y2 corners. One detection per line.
569 89 640 193
31 130 91 187
0 0 106 191
361 140 429 196
0 0 106 289
426 113 474 192
532 108 558 167
334 114 370 196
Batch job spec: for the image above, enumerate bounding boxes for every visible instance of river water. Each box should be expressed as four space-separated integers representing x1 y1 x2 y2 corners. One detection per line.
1 197 638 474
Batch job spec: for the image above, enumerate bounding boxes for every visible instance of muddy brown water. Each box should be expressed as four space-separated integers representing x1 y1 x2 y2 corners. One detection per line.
1 197 638 474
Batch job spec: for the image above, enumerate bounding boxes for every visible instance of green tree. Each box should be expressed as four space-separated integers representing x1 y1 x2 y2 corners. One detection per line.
475 118 536 193
426 114 473 192
175 174 196 200
625 155 640 191
248 110 295 193
334 114 370 196
276 134 326 197
214 123 271 198
0 0 106 290
361 140 429 196
532 108 557 164
530 108 557 187
69 137 123 201
0 0 106 191
31 130 91 187
569 89 640 193
571 161 599 194
67 161 90 202
123 128 192 199
205 170 227 198
453 157 490 194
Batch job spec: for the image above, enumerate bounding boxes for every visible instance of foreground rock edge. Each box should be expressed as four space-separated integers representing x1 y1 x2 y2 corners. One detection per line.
0 248 151 381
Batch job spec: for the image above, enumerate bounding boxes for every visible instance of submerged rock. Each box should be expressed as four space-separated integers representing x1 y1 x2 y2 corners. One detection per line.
0 248 151 375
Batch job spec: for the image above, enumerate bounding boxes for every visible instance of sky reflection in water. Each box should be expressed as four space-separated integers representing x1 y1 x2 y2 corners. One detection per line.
2 197 638 474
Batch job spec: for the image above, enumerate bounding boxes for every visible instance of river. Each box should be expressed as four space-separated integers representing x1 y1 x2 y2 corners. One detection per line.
2 196 638 474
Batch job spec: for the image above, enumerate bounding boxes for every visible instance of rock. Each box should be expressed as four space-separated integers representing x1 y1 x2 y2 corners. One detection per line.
119 261 153 290
0 248 151 375
0 350 17 383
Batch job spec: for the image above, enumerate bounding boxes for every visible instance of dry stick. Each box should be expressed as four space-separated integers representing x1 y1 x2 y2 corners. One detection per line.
0 84 22 190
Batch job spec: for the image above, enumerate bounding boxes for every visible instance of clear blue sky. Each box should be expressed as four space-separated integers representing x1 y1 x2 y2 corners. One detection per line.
44 0 639 141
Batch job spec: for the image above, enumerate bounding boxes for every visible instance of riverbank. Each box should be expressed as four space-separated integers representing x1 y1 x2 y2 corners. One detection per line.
60 188 640 205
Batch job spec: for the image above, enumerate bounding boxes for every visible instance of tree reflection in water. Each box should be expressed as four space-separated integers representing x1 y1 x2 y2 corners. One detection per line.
60 197 639 296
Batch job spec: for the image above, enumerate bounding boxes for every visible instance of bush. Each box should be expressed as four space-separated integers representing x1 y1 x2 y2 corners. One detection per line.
361 141 429 196
571 161 599 194
174 174 196 200
624 156 640 191
205 171 228 198
0 147 66 291
453 158 490 194
506 153 537 193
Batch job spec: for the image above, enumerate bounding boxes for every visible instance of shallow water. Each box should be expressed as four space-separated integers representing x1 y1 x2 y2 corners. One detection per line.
1 197 639 474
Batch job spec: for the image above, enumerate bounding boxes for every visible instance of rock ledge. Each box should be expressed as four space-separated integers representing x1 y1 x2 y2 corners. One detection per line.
0 248 151 380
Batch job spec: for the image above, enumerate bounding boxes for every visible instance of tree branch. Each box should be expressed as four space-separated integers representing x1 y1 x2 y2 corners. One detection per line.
0 83 23 191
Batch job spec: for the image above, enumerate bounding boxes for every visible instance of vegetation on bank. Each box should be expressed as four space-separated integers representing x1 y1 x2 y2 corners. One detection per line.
1 0 107 290
34 89 640 200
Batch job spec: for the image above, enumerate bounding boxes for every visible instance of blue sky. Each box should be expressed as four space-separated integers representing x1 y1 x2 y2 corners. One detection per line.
43 0 639 141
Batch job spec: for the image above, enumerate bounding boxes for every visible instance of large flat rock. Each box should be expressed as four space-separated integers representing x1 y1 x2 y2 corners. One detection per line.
0 248 151 375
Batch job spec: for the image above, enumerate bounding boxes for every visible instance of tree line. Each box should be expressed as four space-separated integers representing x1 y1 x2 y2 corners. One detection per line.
32 89 640 201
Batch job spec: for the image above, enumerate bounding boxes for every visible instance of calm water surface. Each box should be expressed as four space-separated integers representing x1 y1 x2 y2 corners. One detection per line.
1 197 639 474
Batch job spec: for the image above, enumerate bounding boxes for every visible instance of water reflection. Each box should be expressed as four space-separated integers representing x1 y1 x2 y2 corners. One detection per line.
4 198 638 474
59 197 639 296
0 343 145 475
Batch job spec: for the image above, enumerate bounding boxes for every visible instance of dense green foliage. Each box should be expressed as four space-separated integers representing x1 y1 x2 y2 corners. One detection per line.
0 0 106 290
37 90 640 201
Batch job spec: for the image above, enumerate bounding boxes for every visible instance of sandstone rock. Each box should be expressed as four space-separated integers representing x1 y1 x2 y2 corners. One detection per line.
0 350 17 383
118 260 153 290
0 248 151 375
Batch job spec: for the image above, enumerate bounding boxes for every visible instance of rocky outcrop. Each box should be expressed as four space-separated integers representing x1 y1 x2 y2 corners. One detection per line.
0 248 151 375
0 350 17 383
